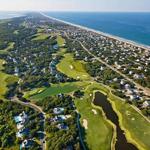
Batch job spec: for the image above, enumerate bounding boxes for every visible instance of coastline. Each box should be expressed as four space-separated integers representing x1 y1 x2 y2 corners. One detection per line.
40 12 150 50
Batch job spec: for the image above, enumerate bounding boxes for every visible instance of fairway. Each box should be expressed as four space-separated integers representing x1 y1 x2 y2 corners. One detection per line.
32 33 50 41
56 52 114 150
110 94 150 150
0 59 8 99
57 35 65 47
0 59 18 99
57 53 91 80
30 82 89 100
75 83 114 150
0 42 14 54
89 82 150 150
56 52 150 150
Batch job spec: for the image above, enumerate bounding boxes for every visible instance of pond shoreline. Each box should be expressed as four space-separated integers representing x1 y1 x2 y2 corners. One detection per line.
92 91 138 150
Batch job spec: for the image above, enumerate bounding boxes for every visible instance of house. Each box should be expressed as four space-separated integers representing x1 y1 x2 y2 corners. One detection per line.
124 84 131 89
21 139 33 149
14 111 28 130
16 128 29 138
53 44 59 50
142 101 150 108
17 122 24 130
53 115 67 122
14 67 19 76
14 111 28 124
53 107 64 114
57 123 68 130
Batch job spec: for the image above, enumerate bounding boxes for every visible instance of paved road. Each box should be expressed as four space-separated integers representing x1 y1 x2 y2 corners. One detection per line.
11 97 47 150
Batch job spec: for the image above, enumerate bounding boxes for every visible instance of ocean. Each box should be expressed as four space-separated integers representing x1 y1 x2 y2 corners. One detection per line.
0 12 23 20
44 12 150 46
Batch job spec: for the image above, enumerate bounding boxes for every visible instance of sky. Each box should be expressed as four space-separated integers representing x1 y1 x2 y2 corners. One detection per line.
0 0 150 12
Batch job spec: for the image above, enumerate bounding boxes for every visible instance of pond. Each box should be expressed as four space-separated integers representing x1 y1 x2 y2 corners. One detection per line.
93 92 138 150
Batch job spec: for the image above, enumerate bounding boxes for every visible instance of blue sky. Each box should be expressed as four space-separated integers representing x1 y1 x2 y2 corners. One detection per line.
0 0 149 12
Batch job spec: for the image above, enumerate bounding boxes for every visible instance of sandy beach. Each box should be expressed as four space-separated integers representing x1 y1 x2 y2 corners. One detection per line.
40 12 150 51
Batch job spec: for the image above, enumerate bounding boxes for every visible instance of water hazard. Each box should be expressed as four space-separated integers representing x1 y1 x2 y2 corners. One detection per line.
93 92 138 150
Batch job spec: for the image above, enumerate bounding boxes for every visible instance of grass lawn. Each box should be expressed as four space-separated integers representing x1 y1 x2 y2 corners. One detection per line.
23 88 45 99
30 82 89 101
56 52 150 150
0 59 8 99
55 48 66 56
109 94 150 150
57 53 91 80
0 19 11 24
57 35 65 47
75 82 114 150
32 33 50 41
56 53 114 150
0 59 18 99
37 28 45 33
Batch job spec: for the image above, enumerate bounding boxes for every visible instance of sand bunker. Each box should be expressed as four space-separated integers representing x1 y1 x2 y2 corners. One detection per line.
70 65 73 69
92 109 97 115
83 119 88 129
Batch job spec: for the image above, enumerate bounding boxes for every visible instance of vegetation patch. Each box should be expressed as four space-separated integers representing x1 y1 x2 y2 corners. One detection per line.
90 82 150 150
110 95 150 150
57 35 65 47
32 33 50 41
0 42 14 54
57 53 91 80
30 82 88 101
0 59 18 99
74 82 113 150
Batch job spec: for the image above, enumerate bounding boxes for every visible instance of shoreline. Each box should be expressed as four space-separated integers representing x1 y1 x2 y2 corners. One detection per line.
40 12 150 50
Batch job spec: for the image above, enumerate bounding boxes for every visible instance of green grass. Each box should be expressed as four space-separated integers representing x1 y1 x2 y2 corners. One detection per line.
0 42 15 54
75 83 114 150
57 35 65 47
32 33 50 41
57 53 91 80
23 88 45 99
13 30 19 34
55 48 66 56
56 54 114 149
56 52 150 150
109 94 150 150
30 82 89 101
0 60 8 99
0 59 18 99
89 82 150 150
52 35 66 56
0 19 11 24
37 28 45 33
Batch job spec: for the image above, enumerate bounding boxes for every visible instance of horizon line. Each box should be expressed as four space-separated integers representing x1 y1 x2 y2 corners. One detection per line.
0 10 150 13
